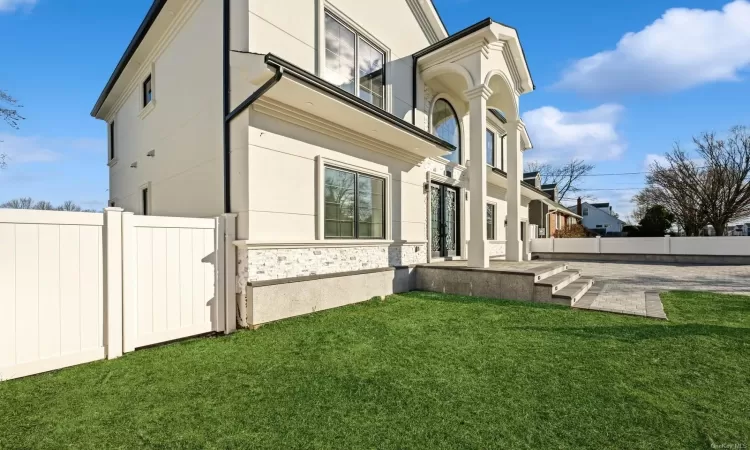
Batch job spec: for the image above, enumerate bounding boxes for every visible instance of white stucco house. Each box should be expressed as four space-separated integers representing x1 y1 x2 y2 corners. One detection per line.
91 0 564 324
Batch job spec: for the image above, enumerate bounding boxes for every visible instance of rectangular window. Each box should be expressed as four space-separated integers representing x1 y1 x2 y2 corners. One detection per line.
142 187 149 216
486 203 496 240
143 75 153 107
486 129 495 166
583 207 589 216
324 12 385 109
324 166 385 239
109 121 115 161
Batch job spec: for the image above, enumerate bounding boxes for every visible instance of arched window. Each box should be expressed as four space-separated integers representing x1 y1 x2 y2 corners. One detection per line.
432 99 461 164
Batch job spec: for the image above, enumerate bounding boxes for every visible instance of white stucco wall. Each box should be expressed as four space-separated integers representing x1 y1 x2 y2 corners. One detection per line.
108 0 223 218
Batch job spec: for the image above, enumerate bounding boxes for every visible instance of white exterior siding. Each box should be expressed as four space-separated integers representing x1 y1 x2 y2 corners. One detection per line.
579 203 624 233
108 1 223 218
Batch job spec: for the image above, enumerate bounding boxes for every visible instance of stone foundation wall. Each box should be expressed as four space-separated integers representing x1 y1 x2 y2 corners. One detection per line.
236 243 427 325
240 243 427 283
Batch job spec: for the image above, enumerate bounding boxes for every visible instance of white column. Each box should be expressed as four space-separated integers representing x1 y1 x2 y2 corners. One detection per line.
465 85 493 268
506 120 523 261
103 207 123 359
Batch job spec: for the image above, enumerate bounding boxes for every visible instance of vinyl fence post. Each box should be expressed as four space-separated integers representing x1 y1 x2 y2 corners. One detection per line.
596 235 601 254
551 236 555 253
103 207 124 359
222 214 237 334
664 235 671 255
121 212 137 353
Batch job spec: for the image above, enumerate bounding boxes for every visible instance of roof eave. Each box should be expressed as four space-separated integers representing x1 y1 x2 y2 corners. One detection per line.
90 0 168 118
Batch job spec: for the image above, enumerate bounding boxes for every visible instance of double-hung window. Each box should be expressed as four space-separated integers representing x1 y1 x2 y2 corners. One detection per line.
486 129 495 166
143 75 153 107
486 203 496 240
108 121 115 161
324 12 385 109
324 166 385 239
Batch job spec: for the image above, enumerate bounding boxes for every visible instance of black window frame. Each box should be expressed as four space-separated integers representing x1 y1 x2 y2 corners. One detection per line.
486 128 495 166
143 74 153 107
108 121 115 161
323 11 386 110
142 187 149 216
324 165 386 240
486 203 496 240
432 98 462 164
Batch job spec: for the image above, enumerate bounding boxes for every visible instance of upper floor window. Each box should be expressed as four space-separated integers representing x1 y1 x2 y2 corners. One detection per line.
108 121 115 161
432 99 461 164
499 134 505 171
486 129 495 166
143 74 153 107
324 12 385 109
324 166 385 239
583 207 589 216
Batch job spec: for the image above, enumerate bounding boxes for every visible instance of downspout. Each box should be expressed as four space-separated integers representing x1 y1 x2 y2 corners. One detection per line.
222 0 231 213
222 0 284 213
411 55 418 125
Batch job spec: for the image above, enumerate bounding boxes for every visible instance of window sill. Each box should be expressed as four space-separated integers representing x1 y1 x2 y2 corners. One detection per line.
107 158 119 168
138 100 156 120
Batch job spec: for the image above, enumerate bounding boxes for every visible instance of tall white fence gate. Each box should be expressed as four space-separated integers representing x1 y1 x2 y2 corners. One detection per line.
0 208 237 381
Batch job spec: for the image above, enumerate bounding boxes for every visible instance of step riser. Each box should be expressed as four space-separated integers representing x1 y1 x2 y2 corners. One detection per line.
533 271 580 303
555 279 595 306
535 264 568 281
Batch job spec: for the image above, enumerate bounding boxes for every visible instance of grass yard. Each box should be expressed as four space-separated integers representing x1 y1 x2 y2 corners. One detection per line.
1 291 749 449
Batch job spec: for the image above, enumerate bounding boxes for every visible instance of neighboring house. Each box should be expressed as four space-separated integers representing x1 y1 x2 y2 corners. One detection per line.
523 172 580 237
569 201 625 235
91 0 546 316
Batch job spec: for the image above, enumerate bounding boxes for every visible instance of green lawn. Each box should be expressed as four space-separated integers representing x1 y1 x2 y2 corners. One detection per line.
1 291 748 449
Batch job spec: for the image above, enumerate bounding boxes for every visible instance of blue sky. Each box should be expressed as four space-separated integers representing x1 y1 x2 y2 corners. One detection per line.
1 0 750 219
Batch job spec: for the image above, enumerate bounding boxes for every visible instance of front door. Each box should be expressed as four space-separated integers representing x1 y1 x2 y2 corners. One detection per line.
431 183 459 258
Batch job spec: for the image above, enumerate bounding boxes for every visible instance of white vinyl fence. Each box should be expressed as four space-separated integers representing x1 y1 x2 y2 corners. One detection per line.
0 208 236 381
531 236 750 256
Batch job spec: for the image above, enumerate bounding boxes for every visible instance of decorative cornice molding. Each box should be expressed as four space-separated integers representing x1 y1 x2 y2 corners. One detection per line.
464 84 493 101
405 0 440 44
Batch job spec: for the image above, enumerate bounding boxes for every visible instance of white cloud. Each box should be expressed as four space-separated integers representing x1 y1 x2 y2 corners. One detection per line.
556 0 750 94
522 104 626 163
643 153 669 170
0 134 60 164
0 0 37 13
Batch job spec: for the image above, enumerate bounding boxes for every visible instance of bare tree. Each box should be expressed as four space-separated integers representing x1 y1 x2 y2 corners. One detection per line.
57 200 83 212
0 90 24 130
525 159 595 203
0 197 34 209
0 198 94 212
639 126 750 236
1 89 25 169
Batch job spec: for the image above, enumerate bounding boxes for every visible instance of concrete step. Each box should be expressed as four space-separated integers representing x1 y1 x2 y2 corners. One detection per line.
528 263 569 282
533 269 580 303
552 276 595 305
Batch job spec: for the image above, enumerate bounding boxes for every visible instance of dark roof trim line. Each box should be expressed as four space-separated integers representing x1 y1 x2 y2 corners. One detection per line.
264 53 455 152
91 0 168 117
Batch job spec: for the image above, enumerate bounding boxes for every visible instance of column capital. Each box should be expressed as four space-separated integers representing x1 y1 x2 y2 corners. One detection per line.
464 84 493 101
505 118 526 132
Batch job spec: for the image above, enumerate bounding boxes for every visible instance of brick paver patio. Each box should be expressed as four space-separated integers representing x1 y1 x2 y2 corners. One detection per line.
568 261 750 319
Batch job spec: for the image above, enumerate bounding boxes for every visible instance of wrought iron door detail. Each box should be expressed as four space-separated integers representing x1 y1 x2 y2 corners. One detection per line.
430 183 459 258
431 185 441 254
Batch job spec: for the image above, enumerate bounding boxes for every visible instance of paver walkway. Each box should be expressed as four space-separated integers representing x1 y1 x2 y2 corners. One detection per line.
567 261 750 319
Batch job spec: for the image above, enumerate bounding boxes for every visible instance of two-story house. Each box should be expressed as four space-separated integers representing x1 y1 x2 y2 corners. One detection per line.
571 201 626 235
91 0 547 324
523 172 581 237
